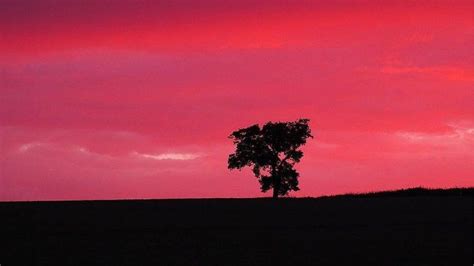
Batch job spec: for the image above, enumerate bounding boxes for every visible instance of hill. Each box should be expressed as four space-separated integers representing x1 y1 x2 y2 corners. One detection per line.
0 187 472 265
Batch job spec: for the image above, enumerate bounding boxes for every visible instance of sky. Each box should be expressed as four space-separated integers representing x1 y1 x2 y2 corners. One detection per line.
1 0 473 201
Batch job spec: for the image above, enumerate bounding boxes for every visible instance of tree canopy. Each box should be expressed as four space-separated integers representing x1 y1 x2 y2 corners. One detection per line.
228 119 313 198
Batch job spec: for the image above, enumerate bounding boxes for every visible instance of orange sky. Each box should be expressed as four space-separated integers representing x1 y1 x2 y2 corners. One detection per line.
1 0 473 200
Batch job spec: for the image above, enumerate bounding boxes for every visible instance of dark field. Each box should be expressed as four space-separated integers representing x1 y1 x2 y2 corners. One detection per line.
1 188 472 266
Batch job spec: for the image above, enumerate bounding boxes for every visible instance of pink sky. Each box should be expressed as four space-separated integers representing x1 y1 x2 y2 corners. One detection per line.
1 0 473 201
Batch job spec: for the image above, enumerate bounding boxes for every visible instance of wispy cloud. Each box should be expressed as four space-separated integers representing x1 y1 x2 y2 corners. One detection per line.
18 142 48 153
380 65 474 81
16 142 113 160
15 140 204 162
131 152 202 161
397 122 474 146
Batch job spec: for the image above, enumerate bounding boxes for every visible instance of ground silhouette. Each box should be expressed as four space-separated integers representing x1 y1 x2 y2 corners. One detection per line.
0 187 472 266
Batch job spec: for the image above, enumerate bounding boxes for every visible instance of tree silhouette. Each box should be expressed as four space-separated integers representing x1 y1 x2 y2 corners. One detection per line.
228 119 313 198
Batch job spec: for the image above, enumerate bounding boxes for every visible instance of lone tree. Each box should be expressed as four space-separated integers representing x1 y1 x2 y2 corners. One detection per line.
228 119 313 198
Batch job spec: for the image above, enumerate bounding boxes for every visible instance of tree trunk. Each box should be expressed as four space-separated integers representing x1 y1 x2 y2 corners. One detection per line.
272 187 278 199
271 166 279 199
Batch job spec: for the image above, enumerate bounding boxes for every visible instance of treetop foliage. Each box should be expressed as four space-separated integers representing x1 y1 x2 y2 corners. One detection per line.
228 119 312 198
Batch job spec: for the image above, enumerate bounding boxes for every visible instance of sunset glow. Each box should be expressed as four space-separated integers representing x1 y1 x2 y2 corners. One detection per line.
1 0 473 200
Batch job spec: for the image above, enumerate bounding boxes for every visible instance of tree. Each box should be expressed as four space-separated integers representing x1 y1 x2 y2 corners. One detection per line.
228 119 313 198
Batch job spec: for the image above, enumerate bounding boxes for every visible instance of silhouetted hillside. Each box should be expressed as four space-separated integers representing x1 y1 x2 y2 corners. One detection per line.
317 186 474 198
0 187 472 266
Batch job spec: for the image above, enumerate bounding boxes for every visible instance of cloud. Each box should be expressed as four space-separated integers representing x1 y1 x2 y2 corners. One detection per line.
15 141 116 161
380 65 474 81
131 152 202 161
396 122 474 147
18 142 48 153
